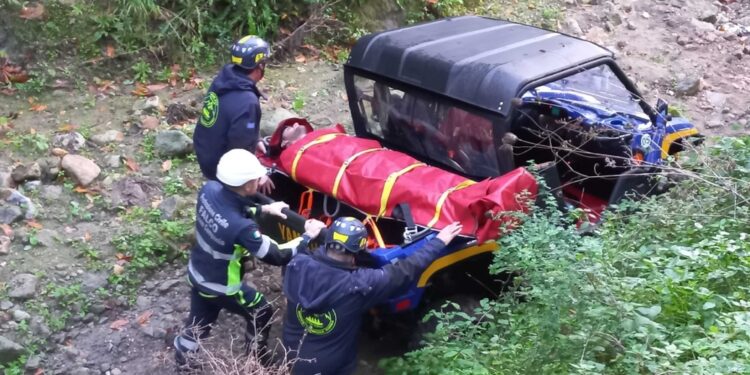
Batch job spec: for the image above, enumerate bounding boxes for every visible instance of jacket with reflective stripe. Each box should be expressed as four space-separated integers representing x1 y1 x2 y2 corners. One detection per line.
188 181 255 296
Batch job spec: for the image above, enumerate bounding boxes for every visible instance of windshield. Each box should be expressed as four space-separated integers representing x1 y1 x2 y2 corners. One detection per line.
523 65 648 118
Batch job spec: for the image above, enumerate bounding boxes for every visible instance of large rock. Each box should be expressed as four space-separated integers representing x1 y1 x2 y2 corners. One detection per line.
35 157 62 182
132 96 162 114
158 196 185 219
154 130 193 157
62 154 101 187
674 77 703 97
562 18 584 36
108 177 160 208
7 273 38 300
0 335 24 364
104 155 122 169
0 205 22 224
52 132 86 152
11 163 41 183
90 130 124 146
81 272 108 293
260 108 299 137
0 188 35 220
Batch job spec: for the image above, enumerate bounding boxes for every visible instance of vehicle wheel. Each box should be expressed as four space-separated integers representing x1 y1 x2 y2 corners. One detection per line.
407 293 483 351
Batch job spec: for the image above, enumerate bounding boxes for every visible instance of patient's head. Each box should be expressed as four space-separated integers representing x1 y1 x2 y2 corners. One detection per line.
281 123 308 148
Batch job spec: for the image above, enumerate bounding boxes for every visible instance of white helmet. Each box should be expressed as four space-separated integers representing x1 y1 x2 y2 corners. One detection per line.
216 149 267 187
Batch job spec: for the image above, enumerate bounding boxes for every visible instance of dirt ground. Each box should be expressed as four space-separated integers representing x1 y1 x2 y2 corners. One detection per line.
1 0 749 374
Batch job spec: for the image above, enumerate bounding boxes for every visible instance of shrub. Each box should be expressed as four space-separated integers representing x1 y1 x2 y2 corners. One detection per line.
381 136 750 374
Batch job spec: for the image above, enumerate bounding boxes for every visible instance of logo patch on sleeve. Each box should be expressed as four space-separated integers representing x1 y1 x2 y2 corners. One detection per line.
246 122 256 129
252 230 261 239
199 92 219 128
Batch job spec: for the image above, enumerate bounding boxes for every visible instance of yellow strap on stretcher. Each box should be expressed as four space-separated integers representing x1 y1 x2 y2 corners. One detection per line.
363 215 386 248
378 163 426 217
332 148 383 199
291 133 343 181
427 180 477 227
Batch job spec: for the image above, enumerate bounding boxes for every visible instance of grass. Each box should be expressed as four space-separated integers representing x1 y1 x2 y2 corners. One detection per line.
5 130 49 156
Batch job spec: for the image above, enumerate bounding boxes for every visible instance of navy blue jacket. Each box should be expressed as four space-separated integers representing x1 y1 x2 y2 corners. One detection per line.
194 64 262 180
188 181 298 296
282 237 446 375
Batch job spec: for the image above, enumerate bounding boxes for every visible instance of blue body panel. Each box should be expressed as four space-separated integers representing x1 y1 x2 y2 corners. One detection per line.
369 234 470 312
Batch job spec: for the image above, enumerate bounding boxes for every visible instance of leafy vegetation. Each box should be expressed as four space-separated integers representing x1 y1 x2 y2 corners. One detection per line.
5 130 49 156
110 207 193 298
382 136 750 374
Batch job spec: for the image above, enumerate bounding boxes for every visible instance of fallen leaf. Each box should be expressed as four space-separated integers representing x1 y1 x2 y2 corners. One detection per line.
83 232 91 242
137 310 153 326
146 83 168 92
112 264 125 275
104 44 116 58
131 83 150 97
161 159 172 172
115 253 133 262
51 147 68 157
295 54 307 63
96 80 117 94
0 224 13 238
19 3 45 20
109 318 128 331
58 123 78 132
26 220 43 229
73 186 89 194
34 368 44 375
30 103 47 112
124 157 139 172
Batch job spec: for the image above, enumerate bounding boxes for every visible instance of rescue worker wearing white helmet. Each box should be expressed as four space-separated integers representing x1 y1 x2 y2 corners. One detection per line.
173 149 326 369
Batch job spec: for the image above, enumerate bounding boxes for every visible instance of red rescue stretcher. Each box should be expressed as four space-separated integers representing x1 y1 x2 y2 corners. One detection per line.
261 120 538 243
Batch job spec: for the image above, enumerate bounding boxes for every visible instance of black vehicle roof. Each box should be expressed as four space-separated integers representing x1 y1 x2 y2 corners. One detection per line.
346 16 614 117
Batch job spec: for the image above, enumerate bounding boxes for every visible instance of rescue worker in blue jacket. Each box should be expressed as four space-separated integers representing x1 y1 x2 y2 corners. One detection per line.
193 35 274 193
282 217 463 374
174 149 324 369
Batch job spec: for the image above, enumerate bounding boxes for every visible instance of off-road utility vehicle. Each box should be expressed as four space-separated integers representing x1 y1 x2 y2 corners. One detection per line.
255 16 702 333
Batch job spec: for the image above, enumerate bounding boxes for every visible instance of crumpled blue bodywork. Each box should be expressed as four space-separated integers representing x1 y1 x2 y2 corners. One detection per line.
522 86 700 165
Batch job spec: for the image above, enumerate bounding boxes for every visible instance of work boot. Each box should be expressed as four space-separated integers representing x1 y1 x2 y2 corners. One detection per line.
245 332 273 367
174 336 200 372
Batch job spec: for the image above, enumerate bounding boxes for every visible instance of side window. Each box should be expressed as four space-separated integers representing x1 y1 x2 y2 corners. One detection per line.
437 107 500 177
353 76 501 177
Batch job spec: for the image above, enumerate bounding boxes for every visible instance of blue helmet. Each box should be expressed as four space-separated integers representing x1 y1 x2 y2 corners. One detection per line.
326 217 368 253
230 35 271 70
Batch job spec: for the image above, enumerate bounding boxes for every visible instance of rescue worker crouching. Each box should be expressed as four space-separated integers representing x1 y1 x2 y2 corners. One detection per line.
282 217 463 374
174 149 316 369
193 35 275 194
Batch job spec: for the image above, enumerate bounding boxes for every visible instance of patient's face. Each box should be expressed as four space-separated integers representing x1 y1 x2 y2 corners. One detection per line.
281 124 308 148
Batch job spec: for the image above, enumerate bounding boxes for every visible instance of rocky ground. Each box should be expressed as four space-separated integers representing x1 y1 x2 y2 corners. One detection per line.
562 0 750 134
0 0 748 374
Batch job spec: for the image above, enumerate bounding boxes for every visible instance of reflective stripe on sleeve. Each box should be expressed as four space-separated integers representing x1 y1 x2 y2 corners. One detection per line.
255 235 272 259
